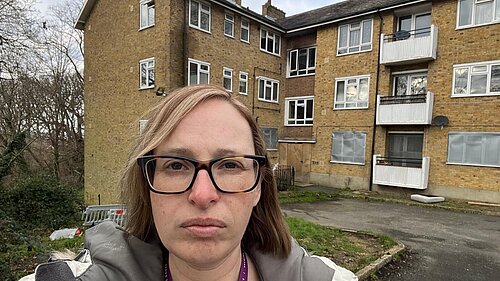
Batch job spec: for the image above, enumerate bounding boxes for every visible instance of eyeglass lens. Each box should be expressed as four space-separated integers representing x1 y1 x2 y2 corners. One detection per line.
145 157 260 193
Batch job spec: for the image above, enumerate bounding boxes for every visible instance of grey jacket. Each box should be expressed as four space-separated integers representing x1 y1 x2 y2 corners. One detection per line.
28 221 358 281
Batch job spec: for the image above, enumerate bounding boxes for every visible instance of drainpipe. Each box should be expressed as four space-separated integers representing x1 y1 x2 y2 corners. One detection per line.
183 0 189 86
369 10 383 192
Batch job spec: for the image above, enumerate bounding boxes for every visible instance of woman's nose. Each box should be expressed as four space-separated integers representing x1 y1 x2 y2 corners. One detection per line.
187 169 220 209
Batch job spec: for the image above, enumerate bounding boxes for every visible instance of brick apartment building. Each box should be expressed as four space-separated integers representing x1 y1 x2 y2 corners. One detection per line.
76 0 500 204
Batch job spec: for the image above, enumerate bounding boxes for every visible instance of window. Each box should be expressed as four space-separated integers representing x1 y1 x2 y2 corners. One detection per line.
140 0 155 29
241 18 250 43
223 67 233 92
140 58 155 89
334 75 370 109
239 72 248 95
261 127 278 150
388 133 424 167
257 77 279 103
398 13 431 38
224 13 234 37
453 60 500 97
448 132 500 167
260 28 281 55
189 0 210 32
393 72 428 96
457 0 500 28
331 131 366 165
337 19 373 55
188 59 210 85
288 46 316 77
285 96 314 126
139 120 149 135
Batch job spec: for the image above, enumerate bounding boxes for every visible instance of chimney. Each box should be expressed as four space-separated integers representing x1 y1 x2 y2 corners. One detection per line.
234 0 242 5
262 0 285 20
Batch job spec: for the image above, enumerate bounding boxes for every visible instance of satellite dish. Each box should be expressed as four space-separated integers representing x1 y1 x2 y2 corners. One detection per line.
432 115 449 128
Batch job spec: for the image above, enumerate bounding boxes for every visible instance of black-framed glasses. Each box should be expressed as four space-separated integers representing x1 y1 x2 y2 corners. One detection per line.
137 155 267 194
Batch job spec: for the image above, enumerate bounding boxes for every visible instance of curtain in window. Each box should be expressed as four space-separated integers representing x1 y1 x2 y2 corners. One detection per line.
475 1 493 25
454 68 469 95
490 65 500 92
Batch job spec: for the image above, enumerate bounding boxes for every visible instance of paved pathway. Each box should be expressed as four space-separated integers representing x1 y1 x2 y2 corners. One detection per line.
282 199 500 281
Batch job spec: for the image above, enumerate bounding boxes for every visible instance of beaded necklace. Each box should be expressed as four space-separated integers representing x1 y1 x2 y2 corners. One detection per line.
164 251 248 281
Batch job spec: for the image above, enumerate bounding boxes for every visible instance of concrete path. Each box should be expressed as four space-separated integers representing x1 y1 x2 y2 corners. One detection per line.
282 199 500 281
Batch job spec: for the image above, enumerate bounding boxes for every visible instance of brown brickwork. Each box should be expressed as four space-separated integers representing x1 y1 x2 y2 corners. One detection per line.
80 0 500 204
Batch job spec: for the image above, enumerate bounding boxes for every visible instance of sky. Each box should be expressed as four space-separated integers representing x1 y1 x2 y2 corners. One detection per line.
36 0 344 17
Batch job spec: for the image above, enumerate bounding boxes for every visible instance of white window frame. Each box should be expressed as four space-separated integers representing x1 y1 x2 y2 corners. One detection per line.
189 0 211 33
457 0 500 29
392 71 428 96
223 67 233 92
240 18 250 43
261 127 278 150
452 60 500 97
284 96 314 127
139 119 149 135
239 72 248 95
188 58 210 85
139 57 155 89
331 131 367 165
260 28 281 56
334 75 370 109
337 19 373 56
288 46 316 77
224 12 234 38
139 0 155 30
257 76 279 103
447 132 500 167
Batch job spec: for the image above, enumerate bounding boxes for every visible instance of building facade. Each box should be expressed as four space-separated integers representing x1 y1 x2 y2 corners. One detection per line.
76 0 500 204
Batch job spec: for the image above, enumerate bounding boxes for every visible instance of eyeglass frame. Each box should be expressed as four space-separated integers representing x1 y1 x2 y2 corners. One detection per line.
137 154 267 194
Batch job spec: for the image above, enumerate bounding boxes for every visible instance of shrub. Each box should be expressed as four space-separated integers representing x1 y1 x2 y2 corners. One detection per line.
3 173 84 230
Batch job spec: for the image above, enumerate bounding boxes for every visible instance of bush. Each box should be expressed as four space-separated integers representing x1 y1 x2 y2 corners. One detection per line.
2 173 84 230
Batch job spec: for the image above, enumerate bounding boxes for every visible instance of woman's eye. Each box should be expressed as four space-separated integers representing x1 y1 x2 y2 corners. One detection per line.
223 162 238 169
169 162 184 170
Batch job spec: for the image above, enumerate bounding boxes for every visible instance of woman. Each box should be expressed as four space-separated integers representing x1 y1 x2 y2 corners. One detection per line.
22 85 358 281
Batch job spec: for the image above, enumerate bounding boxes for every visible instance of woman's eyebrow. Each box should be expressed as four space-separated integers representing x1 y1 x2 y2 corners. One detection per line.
155 147 194 157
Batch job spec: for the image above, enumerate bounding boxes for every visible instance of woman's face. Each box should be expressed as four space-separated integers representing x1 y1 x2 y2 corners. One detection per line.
150 99 261 267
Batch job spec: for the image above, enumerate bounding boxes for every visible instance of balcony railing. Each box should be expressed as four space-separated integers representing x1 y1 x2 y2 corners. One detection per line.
376 92 434 125
380 25 438 65
373 155 430 189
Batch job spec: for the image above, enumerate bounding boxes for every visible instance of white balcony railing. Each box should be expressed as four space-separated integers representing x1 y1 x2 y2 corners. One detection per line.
372 155 430 189
376 92 434 125
380 25 438 65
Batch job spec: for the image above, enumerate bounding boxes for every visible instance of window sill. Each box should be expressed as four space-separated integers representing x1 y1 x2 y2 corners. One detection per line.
285 124 313 127
446 162 499 168
266 149 278 152
139 24 155 31
240 39 250 44
336 48 372 57
257 99 279 104
224 34 235 39
330 160 365 166
287 72 316 79
189 25 211 34
139 86 155 90
333 106 370 110
456 20 500 30
239 92 248 95
451 93 500 98
259 49 281 58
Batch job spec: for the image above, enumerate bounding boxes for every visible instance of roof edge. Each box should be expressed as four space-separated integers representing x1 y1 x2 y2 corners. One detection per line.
74 0 95 30
285 0 428 34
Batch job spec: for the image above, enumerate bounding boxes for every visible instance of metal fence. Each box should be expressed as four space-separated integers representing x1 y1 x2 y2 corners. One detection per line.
273 165 295 191
82 204 127 227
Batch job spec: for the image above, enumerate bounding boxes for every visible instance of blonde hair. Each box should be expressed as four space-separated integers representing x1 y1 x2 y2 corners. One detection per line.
120 84 291 258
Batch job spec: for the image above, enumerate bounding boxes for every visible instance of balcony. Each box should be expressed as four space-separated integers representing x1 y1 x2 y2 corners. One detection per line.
372 155 430 189
376 92 434 125
380 25 438 65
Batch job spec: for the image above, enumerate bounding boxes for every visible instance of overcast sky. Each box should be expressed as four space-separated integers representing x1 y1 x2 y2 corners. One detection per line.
36 0 344 17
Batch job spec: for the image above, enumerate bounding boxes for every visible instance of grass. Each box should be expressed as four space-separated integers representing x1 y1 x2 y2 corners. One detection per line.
286 217 397 273
0 231 84 280
278 190 336 204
